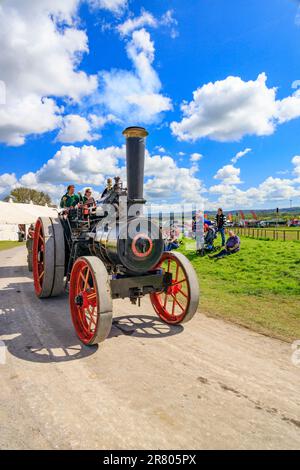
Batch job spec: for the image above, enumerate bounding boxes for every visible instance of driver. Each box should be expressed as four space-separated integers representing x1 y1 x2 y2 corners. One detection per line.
101 178 113 198
60 185 82 209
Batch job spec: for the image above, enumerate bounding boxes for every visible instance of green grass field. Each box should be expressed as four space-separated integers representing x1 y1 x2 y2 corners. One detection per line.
180 237 300 342
0 241 25 251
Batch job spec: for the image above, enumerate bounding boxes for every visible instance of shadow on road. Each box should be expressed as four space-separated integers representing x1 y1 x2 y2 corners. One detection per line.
0 265 29 278
0 262 183 364
0 280 98 364
111 315 183 339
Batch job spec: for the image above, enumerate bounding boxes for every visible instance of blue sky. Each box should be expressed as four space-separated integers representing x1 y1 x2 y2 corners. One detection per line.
0 0 300 210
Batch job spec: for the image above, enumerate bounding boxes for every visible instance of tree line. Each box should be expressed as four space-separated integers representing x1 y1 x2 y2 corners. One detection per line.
3 187 53 206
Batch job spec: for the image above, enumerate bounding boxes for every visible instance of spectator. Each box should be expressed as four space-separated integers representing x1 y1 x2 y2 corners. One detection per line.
215 208 227 246
209 230 240 259
204 224 217 252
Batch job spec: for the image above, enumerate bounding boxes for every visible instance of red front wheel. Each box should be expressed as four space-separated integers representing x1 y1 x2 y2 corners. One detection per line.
69 256 112 346
150 252 199 324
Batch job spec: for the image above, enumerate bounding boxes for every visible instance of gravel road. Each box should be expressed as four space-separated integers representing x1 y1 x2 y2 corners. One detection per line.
0 246 299 449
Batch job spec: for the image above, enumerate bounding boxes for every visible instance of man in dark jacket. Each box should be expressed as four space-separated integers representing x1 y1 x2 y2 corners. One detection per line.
215 208 227 246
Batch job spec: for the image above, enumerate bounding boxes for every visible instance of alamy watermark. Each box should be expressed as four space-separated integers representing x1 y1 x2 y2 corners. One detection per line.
0 340 6 365
0 80 6 105
66 198 205 252
291 340 300 367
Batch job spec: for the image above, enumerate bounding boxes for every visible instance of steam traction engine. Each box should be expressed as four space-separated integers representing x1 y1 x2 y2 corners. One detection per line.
32 127 200 346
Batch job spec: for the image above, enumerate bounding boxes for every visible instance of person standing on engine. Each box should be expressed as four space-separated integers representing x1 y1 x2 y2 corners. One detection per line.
101 178 113 198
215 208 227 246
60 185 82 209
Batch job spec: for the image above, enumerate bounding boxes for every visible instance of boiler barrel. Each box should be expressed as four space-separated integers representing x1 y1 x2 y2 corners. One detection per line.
122 127 148 202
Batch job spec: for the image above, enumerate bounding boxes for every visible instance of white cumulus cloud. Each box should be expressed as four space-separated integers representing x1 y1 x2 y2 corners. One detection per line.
117 8 178 37
0 0 98 146
0 173 18 195
0 80 6 105
0 95 62 146
209 155 300 208
88 0 128 14
213 164 242 185
171 73 300 142
1 149 300 210
275 89 300 124
56 115 99 144
0 144 205 206
154 146 166 153
35 145 125 186
190 153 203 162
292 155 300 181
117 9 157 36
56 113 117 143
231 148 251 164
144 154 204 203
98 28 172 123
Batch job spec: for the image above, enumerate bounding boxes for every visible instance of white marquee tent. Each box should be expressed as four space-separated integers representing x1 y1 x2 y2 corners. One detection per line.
0 202 58 241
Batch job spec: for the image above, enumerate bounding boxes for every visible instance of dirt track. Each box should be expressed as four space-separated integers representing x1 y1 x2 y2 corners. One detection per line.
0 246 299 450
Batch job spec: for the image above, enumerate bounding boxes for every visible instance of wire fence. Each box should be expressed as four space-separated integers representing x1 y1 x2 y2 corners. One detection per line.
235 227 300 242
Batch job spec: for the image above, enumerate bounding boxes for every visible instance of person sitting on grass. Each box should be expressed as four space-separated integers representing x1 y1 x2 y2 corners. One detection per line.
209 230 240 259
204 223 217 252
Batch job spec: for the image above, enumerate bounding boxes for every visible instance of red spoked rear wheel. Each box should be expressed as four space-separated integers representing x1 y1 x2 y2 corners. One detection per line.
33 218 45 296
150 251 199 325
32 217 65 298
69 257 112 346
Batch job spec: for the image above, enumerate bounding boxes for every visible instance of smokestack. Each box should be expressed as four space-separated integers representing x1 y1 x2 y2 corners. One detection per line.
122 126 148 203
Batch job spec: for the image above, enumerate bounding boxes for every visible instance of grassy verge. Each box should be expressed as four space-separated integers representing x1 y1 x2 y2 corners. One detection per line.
0 241 25 251
180 237 300 342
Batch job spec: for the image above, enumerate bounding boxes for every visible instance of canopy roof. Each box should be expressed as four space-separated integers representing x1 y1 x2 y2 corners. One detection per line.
0 201 58 225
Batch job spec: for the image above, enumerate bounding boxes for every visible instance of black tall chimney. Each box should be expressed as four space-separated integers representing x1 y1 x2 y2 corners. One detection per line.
122 126 148 203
